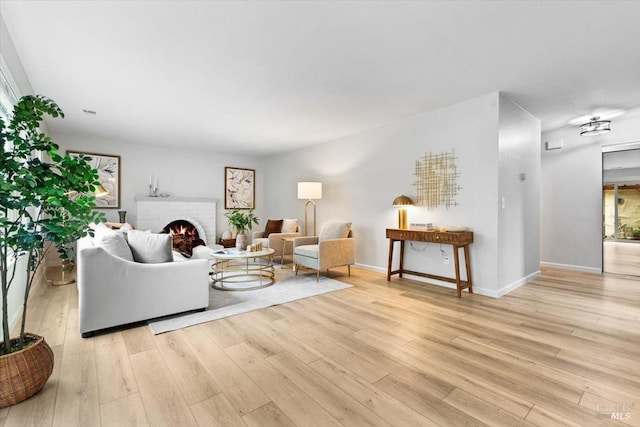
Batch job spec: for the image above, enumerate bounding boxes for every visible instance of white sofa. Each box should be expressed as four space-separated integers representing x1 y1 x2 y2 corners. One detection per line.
77 233 210 337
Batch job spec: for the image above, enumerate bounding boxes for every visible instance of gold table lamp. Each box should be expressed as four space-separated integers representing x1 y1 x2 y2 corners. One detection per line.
392 195 414 229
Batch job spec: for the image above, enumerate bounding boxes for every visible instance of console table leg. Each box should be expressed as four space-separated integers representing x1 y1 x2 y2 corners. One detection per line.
387 239 394 281
464 244 473 294
453 245 462 298
399 240 405 278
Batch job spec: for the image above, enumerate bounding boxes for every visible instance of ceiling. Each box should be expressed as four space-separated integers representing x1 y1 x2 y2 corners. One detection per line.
1 1 639 156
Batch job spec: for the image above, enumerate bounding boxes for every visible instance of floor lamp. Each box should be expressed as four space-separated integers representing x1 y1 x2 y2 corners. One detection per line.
298 182 322 236
53 183 109 286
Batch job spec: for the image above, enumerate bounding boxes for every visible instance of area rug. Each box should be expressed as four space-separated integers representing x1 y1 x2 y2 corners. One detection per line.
147 269 352 334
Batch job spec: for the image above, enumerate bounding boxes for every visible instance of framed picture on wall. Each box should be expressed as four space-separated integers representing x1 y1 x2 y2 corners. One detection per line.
67 151 121 209
225 166 255 209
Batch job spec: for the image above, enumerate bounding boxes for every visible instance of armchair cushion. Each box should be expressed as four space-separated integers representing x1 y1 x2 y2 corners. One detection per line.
263 219 284 238
319 222 352 241
282 218 298 233
127 230 173 263
295 244 319 259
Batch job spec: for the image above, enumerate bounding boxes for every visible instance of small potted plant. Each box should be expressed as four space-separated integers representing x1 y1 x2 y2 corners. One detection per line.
224 209 259 250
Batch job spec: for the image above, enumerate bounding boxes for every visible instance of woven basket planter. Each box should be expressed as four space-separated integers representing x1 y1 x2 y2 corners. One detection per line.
0 333 54 408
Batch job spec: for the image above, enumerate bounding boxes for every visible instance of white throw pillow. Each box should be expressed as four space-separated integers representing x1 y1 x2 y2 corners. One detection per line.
282 218 298 234
319 222 352 241
99 233 134 262
91 222 117 241
127 230 173 263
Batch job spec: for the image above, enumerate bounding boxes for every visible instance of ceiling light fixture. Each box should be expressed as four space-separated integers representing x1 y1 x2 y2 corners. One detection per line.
580 117 611 136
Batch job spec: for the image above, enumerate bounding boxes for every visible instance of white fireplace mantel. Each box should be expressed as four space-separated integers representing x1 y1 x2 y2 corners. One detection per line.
135 196 217 245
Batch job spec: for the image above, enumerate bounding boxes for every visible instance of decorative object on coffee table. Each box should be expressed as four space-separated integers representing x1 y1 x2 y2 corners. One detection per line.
219 238 236 248
224 209 259 250
225 166 255 209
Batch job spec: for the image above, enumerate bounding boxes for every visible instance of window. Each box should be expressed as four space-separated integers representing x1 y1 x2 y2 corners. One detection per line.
1 57 21 224
0 58 19 127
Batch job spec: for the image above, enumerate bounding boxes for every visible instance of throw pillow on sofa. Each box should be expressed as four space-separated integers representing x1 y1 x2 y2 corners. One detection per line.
263 219 284 238
282 218 298 233
99 233 135 261
127 229 173 263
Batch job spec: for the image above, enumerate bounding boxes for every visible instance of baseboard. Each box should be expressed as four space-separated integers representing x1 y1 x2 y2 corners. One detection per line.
354 263 540 298
540 261 601 274
491 270 541 298
354 263 386 274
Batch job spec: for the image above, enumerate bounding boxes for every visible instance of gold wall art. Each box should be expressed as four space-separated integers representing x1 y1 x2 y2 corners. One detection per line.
413 150 461 210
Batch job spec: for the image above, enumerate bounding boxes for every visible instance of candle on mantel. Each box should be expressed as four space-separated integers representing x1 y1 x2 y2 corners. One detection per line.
153 177 158 191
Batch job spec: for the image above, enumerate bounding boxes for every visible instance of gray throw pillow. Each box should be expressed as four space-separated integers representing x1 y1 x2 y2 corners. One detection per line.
127 230 173 263
99 233 134 262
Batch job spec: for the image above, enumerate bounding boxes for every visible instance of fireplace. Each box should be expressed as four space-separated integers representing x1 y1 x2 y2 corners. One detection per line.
162 219 206 256
163 219 201 239
135 196 217 245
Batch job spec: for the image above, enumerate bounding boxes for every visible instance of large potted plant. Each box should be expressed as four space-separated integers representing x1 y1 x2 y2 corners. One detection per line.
224 209 259 250
1 95 104 407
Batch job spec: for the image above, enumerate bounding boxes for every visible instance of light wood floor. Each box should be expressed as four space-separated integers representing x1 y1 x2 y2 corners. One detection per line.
1 267 639 426
604 240 640 276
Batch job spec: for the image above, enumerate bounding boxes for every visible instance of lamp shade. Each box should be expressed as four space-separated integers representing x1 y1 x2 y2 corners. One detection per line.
298 182 322 200
392 195 414 206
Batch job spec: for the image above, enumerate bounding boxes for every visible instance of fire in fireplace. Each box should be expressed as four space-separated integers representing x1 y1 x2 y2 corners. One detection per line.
162 220 205 257
162 220 200 238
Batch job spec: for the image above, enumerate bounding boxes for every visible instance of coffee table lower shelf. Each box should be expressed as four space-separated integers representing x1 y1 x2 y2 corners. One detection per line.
210 249 275 291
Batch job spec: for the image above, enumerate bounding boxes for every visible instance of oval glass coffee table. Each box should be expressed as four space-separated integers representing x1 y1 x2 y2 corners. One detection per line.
210 248 275 291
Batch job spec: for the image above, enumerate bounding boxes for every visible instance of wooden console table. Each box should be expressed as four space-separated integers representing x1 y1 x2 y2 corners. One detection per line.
386 228 474 298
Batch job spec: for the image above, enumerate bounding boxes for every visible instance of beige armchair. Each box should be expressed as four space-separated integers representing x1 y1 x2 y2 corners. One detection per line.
252 220 301 263
293 222 355 282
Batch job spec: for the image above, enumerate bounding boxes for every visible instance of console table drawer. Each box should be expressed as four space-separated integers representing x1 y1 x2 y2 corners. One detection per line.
386 228 473 245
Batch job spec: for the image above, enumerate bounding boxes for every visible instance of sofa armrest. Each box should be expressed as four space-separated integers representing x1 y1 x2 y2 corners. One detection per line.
268 232 301 250
252 231 265 240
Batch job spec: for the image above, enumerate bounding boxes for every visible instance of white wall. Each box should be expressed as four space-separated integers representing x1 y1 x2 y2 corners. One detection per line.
497 94 541 291
52 133 265 240
264 92 539 296
541 111 640 272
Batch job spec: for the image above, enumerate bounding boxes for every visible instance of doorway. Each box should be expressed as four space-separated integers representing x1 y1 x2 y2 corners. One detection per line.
602 148 640 275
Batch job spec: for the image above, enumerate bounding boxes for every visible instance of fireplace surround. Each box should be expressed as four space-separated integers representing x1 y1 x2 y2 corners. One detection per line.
135 196 217 245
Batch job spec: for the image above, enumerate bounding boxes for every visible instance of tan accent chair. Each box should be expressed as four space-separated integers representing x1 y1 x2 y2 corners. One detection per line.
252 222 301 263
293 222 355 282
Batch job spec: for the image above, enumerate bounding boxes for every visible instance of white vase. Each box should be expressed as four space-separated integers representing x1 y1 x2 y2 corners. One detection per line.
235 232 248 250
